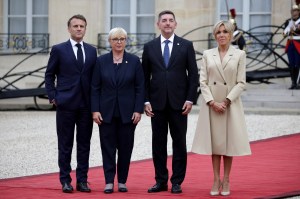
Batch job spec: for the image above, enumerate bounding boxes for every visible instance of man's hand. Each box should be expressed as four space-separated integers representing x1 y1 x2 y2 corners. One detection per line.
92 112 103 125
144 104 154 117
182 101 193 115
132 112 141 124
51 99 56 106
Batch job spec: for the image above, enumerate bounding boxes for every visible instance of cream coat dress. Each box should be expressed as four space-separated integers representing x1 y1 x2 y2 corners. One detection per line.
191 46 251 156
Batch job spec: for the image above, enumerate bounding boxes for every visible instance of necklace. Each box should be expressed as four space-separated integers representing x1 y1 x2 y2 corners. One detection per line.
113 56 123 65
113 56 123 61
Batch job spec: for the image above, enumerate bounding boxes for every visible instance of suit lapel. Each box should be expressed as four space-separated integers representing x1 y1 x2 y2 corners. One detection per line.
152 37 165 68
108 52 117 86
66 41 77 63
168 35 181 68
82 42 88 71
115 52 129 86
212 47 226 81
222 46 234 69
66 40 82 72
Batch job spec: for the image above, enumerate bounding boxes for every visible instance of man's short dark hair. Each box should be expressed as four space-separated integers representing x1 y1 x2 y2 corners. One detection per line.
67 14 87 27
158 10 176 21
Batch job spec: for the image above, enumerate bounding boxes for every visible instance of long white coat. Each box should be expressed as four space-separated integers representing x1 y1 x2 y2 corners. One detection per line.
191 46 251 156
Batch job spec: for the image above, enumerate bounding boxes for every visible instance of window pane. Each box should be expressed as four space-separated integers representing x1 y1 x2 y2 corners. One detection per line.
9 18 26 33
111 0 130 14
33 0 48 15
220 15 228 21
137 0 154 14
33 17 48 33
220 0 243 13
220 15 243 27
111 17 130 31
137 17 154 33
234 16 243 29
250 15 270 31
250 0 271 12
8 0 26 15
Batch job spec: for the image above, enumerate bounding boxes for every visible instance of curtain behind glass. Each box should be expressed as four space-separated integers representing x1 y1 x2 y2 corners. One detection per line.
8 0 48 33
137 0 154 14
137 17 154 33
110 0 154 33
111 0 130 14
250 0 271 12
9 18 26 33
33 0 48 15
33 18 48 33
111 17 130 30
220 0 271 31
8 0 26 15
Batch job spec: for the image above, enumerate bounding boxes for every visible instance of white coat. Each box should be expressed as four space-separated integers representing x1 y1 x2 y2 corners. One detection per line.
191 46 251 156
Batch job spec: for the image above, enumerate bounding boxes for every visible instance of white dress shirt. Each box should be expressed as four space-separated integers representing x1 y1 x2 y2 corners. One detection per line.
160 34 175 56
70 38 86 62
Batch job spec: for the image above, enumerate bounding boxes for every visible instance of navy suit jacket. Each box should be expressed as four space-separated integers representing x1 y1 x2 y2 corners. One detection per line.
142 35 199 110
45 40 97 110
90 51 145 124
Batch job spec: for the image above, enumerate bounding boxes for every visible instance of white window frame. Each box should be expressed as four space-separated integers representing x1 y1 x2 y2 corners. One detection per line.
217 0 272 31
106 0 155 33
3 0 48 33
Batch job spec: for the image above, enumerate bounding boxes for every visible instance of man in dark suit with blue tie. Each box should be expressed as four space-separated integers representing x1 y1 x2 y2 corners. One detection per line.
45 14 97 193
143 10 199 194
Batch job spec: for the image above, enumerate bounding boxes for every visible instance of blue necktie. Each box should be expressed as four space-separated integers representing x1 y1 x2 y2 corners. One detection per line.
163 40 170 67
76 43 84 70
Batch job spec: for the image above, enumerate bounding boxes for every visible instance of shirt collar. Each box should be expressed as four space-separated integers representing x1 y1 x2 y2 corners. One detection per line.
293 17 300 22
70 38 83 46
160 34 175 44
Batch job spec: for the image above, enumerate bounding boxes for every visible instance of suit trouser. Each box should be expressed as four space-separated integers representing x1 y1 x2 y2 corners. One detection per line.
287 42 300 85
56 107 93 184
151 104 187 185
99 117 136 184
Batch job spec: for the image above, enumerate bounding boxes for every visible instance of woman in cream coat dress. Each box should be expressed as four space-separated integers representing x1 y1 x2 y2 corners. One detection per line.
191 21 251 196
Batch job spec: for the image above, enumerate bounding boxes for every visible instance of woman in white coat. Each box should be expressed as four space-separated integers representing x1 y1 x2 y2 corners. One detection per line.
191 21 251 196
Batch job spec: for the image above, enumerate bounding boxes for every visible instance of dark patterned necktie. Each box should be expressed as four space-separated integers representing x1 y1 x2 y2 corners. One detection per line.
75 43 84 70
163 40 170 67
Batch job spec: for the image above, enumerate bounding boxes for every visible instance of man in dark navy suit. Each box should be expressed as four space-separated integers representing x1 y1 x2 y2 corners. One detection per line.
142 10 198 194
45 14 97 193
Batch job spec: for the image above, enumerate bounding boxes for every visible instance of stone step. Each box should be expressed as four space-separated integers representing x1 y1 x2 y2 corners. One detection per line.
241 88 300 111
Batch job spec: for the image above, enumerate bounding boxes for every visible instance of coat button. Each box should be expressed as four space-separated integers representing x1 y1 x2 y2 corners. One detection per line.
224 82 227 85
214 82 216 85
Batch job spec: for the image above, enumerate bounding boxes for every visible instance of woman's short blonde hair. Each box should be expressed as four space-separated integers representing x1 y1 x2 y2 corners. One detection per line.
108 27 127 40
213 20 234 39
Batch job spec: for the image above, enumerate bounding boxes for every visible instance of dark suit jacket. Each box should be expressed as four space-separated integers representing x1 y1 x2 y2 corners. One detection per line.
45 40 97 110
90 51 145 124
142 35 199 110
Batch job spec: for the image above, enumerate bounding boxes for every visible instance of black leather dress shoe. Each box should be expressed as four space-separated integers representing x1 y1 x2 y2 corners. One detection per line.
62 182 73 193
76 182 91 192
104 188 114 194
148 183 168 193
118 183 128 192
104 183 114 194
118 187 128 192
171 184 182 194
